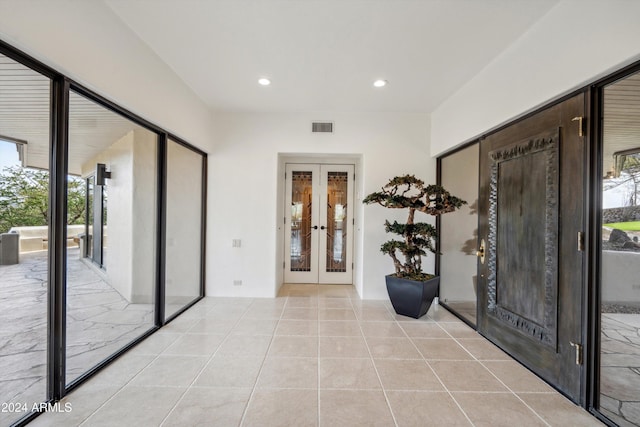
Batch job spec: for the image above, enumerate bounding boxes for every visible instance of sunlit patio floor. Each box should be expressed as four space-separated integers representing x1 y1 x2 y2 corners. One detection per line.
0 248 153 427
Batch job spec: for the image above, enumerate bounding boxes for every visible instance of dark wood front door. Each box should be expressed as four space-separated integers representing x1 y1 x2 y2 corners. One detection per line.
477 93 586 402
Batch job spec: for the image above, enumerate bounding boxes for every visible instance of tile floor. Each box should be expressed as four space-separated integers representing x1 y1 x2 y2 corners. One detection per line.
28 284 603 427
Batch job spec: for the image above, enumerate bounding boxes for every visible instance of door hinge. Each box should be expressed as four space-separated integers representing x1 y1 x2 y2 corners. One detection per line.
352 218 355 225
570 341 583 365
571 116 584 137
283 261 285 269
577 231 585 252
352 262 354 269
284 216 286 225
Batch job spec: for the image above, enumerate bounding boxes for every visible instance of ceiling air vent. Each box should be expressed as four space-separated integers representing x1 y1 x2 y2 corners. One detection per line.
312 121 334 133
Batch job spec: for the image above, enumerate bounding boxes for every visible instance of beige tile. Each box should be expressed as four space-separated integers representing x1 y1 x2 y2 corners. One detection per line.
317 285 353 298
195 356 263 388
248 299 287 310
360 321 406 337
230 318 279 335
87 354 155 386
203 306 247 320
374 359 444 391
457 338 511 360
163 333 225 355
319 390 394 427
318 320 362 337
482 361 555 393
356 308 395 321
438 322 480 339
130 355 208 387
257 357 318 389
399 322 450 338
517 393 604 426
162 316 201 333
429 361 507 392
386 391 471 426
366 337 422 359
216 335 272 358
241 307 284 320
282 307 318 320
129 332 181 355
412 338 473 360
453 392 546 427
319 358 381 389
188 318 236 334
163 387 251 427
319 336 370 358
243 389 318 427
318 308 357 321
286 296 319 308
426 307 461 322
318 298 353 309
275 319 318 336
29 383 120 427
83 385 185 427
268 336 318 357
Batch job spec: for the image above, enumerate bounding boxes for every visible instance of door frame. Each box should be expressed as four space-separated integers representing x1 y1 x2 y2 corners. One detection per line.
276 154 362 290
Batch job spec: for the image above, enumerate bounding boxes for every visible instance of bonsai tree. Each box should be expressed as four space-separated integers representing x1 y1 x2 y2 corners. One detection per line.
363 174 466 281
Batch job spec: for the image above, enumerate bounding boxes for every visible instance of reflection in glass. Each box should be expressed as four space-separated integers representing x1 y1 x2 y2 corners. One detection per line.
290 171 313 272
165 139 204 319
325 171 347 272
0 53 50 425
599 71 640 427
439 143 479 326
66 90 157 384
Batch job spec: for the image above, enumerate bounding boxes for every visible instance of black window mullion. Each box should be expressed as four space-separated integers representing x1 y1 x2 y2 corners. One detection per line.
156 133 168 326
48 76 69 401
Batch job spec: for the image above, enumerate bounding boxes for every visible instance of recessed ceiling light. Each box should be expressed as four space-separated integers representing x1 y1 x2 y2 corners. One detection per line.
258 78 271 86
373 79 387 88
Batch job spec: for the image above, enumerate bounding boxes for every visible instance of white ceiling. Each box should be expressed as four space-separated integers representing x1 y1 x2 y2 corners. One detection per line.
105 0 560 113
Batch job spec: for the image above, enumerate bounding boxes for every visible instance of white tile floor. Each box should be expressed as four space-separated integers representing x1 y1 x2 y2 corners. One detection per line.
29 284 603 427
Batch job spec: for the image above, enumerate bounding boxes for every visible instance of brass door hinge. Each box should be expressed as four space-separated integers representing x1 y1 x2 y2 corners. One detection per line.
571 116 584 137
570 341 583 365
577 232 585 251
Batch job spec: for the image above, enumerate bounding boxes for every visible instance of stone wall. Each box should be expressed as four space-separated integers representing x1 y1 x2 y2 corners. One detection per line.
603 206 640 223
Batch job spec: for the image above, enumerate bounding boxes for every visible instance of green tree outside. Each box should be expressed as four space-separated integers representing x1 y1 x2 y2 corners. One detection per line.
0 166 86 233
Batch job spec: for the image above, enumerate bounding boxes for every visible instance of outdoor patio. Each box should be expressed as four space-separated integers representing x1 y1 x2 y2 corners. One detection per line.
0 248 154 427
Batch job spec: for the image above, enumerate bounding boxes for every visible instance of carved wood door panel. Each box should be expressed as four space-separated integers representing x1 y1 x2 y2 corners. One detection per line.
477 94 586 403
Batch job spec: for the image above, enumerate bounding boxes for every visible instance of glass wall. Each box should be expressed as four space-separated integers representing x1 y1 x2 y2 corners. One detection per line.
599 71 640 427
439 142 479 325
165 138 204 320
65 90 158 384
0 53 51 426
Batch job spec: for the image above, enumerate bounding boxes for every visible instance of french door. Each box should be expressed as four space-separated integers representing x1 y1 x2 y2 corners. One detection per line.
284 163 354 284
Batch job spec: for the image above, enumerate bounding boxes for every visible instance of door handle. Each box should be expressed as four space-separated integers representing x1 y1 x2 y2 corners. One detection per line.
312 225 318 230
320 226 326 230
476 239 486 264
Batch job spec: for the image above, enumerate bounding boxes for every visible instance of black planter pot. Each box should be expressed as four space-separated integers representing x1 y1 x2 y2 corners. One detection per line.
385 275 439 319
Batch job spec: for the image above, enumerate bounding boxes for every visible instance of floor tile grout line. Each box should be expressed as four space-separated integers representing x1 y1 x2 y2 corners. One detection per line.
76 300 211 427
476 360 553 427
157 299 259 427
399 312 477 427
237 294 289 427
351 296 400 427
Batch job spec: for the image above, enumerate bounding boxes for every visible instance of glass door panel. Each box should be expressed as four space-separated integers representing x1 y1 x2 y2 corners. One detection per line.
0 52 50 426
598 71 640 427
319 165 354 284
66 90 157 385
285 165 319 283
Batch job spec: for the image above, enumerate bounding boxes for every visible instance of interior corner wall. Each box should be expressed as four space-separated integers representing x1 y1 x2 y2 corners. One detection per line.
0 0 214 150
430 0 640 156
209 112 431 300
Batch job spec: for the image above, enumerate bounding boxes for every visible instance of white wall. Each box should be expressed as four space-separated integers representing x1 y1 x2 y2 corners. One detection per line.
431 0 640 156
0 0 213 150
209 112 431 299
81 130 157 303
